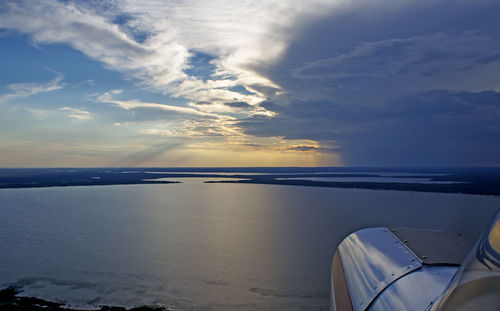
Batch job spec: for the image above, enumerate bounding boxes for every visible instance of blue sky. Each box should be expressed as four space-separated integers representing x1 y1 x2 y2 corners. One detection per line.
0 0 499 167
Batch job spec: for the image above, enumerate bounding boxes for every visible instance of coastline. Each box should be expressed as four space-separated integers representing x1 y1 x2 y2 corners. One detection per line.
0 168 499 196
205 178 500 196
0 288 170 311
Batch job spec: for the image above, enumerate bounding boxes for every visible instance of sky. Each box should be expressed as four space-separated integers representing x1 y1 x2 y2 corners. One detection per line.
0 0 499 167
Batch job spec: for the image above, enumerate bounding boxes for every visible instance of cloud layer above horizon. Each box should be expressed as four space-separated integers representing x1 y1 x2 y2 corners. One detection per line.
0 0 499 166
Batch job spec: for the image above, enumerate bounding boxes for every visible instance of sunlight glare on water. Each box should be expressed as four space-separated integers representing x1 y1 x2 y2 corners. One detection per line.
0 183 499 310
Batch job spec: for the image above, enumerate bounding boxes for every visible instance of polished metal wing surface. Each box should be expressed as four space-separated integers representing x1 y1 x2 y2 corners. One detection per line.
337 227 422 311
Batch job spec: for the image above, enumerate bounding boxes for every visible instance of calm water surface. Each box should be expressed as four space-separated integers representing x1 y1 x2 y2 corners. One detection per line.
1 183 499 310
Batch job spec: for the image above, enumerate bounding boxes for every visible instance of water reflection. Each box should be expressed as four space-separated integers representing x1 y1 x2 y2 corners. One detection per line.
0 184 498 310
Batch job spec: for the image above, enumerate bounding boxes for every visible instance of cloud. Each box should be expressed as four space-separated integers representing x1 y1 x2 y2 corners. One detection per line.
0 0 341 107
224 101 251 108
2 0 500 166
0 73 65 102
59 107 92 120
286 145 336 152
96 90 225 120
238 90 500 165
96 90 246 139
180 118 242 137
138 128 175 136
235 0 500 165
292 32 500 93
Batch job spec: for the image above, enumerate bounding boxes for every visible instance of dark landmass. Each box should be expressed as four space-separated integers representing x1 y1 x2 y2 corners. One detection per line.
0 167 499 196
0 168 182 189
0 288 169 311
206 178 500 196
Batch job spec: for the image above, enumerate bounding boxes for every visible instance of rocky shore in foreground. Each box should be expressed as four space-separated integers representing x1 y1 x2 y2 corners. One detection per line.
0 288 170 311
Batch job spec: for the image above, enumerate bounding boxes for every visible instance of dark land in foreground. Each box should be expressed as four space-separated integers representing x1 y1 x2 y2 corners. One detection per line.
0 167 499 195
0 288 169 311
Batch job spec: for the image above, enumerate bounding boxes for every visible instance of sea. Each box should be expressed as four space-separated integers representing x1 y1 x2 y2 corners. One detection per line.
1 169 499 310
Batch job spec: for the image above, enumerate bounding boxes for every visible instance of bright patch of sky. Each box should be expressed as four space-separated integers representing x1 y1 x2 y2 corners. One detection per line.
0 0 499 166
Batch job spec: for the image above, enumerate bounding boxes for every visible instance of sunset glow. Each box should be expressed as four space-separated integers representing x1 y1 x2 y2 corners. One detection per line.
1 0 499 166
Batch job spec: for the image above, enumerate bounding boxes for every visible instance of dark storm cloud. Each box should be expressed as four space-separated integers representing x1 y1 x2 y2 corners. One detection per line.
246 0 500 165
238 91 500 166
477 52 500 65
292 33 486 80
289 31 500 99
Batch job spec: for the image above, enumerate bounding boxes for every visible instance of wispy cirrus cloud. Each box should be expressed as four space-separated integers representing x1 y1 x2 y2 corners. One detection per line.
96 90 226 120
59 107 92 120
0 73 65 102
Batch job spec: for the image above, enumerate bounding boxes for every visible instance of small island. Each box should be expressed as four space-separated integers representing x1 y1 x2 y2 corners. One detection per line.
0 167 499 196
